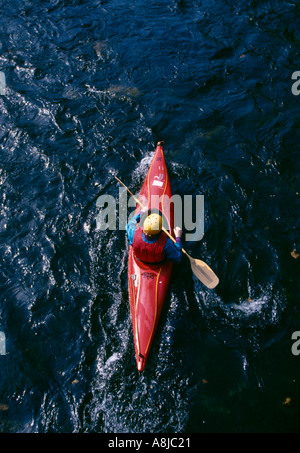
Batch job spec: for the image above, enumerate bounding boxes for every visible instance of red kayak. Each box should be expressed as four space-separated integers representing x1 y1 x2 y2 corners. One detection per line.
128 142 174 371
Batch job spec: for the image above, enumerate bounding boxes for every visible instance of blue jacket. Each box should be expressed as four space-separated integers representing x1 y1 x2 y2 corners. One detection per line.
126 213 182 263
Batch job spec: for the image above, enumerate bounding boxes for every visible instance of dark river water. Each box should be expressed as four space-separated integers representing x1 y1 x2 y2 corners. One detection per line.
0 0 299 433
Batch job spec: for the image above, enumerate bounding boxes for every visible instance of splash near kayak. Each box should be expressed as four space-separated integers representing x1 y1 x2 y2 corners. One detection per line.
127 142 176 371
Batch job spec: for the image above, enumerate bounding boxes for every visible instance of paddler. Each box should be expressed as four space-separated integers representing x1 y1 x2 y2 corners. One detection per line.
126 206 183 263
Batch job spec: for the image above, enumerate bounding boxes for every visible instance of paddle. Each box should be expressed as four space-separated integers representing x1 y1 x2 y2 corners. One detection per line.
115 176 219 289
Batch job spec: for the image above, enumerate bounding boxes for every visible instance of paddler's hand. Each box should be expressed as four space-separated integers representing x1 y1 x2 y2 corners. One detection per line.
140 205 149 214
174 226 182 239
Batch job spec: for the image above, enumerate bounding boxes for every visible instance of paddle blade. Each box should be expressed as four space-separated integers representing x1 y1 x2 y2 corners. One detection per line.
190 257 219 289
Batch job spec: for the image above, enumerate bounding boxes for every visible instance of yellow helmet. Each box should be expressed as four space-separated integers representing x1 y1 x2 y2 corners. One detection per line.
143 213 163 236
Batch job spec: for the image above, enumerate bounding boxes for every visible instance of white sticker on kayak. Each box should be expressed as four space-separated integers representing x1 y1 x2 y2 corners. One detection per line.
152 180 164 187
